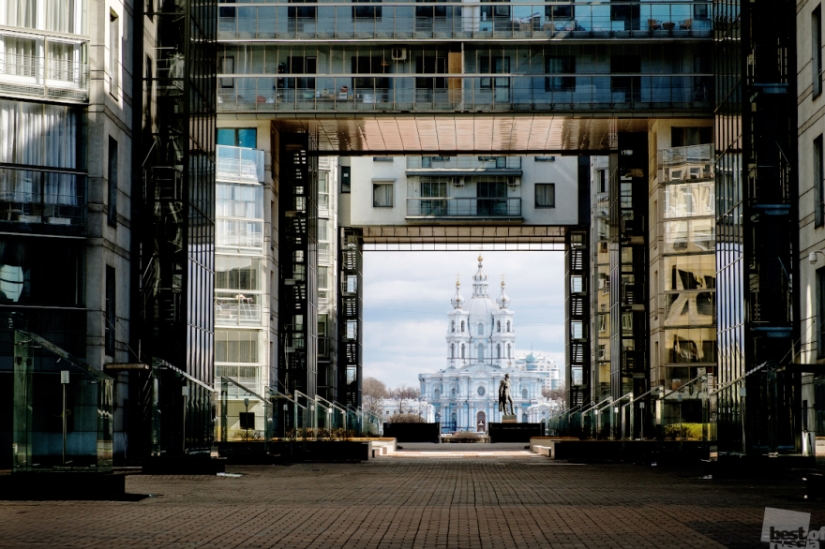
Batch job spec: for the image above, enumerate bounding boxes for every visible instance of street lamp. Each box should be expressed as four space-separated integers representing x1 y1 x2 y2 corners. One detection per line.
809 249 825 265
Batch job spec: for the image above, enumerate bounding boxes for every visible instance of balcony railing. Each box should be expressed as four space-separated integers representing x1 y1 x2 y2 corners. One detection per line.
0 168 86 232
406 156 521 170
217 1 712 40
217 75 711 115
215 294 263 325
217 145 266 183
406 197 521 218
0 53 89 102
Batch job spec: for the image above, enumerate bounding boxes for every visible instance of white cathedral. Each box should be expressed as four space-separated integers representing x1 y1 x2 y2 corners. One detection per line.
419 256 547 433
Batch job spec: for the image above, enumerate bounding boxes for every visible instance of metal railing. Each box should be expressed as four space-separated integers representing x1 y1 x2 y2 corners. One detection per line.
406 156 521 170
406 197 521 218
0 53 89 101
217 145 265 183
217 1 713 40
217 75 712 114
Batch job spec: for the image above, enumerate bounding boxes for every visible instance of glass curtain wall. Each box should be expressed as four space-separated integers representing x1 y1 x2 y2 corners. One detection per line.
215 144 267 441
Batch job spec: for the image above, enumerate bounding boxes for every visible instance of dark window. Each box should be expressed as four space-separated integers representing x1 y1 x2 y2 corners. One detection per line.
341 166 351 193
352 56 389 89
107 136 118 226
416 0 447 17
415 56 446 89
373 183 393 207
353 0 382 19
239 412 255 430
477 182 507 215
671 127 712 147
288 0 316 19
816 135 824 228
481 0 510 19
545 56 575 91
0 238 84 307
281 56 316 91
818 267 825 357
217 128 257 148
545 1 573 20
611 55 641 101
535 183 556 208
479 56 510 90
105 265 116 356
816 6 823 98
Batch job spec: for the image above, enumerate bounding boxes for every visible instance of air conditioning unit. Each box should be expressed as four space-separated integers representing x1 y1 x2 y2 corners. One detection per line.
391 48 407 61
451 176 465 187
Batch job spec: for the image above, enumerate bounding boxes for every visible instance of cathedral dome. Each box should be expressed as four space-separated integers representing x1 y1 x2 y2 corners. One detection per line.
466 255 500 329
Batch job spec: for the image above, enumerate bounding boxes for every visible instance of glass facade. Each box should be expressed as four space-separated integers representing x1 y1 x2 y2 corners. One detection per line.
713 0 799 455
136 0 217 456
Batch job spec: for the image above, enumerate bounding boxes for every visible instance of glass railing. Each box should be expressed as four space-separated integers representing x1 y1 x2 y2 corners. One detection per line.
12 329 113 473
217 376 272 443
216 145 265 183
217 1 712 40
407 156 521 170
0 52 89 101
0 168 86 232
406 197 522 218
215 293 263 325
218 75 711 114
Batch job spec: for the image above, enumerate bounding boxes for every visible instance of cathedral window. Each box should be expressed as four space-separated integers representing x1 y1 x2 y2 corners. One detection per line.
478 343 484 359
497 321 501 332
461 320 465 332
522 388 528 399
477 322 483 335
450 344 455 358
507 344 511 358
506 320 511 332
497 344 501 358
451 320 455 332
461 344 465 358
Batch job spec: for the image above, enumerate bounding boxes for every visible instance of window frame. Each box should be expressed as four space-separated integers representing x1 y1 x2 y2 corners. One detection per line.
816 134 824 228
535 183 556 208
545 56 576 92
818 266 825 358
107 136 118 227
109 11 119 97
372 182 394 207
815 5 823 99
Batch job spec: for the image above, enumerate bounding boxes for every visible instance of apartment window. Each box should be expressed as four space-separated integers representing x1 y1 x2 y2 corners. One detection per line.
109 12 119 96
217 128 257 148
597 170 607 193
416 0 447 17
105 266 116 356
107 137 118 226
816 135 824 227
288 0 316 19
461 320 465 332
219 55 234 88
373 183 393 207
415 55 446 89
611 55 641 102
353 0 382 19
545 56 575 91
352 56 389 89
318 266 329 289
479 56 510 90
535 183 556 208
239 412 255 430
283 56 316 91
481 0 510 19
819 267 825 357
545 1 573 20
341 166 351 193
815 5 823 98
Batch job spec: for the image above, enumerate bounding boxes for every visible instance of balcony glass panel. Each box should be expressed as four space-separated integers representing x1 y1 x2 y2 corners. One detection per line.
216 2 712 40
406 197 521 217
0 168 85 229
0 36 89 101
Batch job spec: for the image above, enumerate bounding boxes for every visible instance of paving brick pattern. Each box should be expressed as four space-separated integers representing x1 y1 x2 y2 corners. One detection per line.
1 454 823 549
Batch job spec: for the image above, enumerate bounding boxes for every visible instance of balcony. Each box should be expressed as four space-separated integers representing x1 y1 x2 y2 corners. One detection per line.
217 75 711 116
215 293 263 326
217 1 712 41
217 145 266 183
0 48 89 103
0 168 85 235
406 197 521 220
406 156 521 176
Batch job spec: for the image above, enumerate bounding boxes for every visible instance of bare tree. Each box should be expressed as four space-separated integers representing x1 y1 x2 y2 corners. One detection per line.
362 377 389 417
542 382 567 411
389 384 421 400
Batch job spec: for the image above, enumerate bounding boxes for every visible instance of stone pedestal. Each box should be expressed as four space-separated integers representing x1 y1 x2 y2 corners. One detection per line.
502 415 517 423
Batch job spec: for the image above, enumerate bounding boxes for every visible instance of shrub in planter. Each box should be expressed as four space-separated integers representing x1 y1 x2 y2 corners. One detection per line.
388 413 426 423
449 431 481 443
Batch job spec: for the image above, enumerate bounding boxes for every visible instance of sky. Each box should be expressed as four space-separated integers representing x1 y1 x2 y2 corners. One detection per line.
362 250 566 390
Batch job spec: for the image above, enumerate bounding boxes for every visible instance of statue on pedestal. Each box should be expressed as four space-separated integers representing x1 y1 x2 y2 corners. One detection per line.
498 373 514 416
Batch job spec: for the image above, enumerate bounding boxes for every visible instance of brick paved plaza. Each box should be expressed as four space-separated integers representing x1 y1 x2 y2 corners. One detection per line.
1 445 823 549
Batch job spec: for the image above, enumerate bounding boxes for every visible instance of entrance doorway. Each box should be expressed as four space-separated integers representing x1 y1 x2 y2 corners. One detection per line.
477 411 486 432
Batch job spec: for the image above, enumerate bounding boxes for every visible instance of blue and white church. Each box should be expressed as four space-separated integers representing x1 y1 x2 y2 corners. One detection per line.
419 256 546 433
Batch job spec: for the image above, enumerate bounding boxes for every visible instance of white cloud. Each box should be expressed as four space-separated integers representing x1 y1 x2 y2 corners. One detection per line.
363 251 566 388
